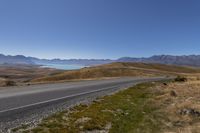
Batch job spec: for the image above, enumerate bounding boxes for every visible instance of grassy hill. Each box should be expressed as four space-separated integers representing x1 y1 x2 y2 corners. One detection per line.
0 64 62 86
31 62 200 83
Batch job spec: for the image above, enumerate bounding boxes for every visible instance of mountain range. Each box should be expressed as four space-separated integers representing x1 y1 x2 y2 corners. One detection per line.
118 55 200 67
1 54 200 67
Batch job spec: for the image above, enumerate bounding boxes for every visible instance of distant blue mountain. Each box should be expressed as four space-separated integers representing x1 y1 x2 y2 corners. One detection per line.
0 54 113 66
117 55 200 67
28 57 114 66
0 54 35 65
1 54 200 67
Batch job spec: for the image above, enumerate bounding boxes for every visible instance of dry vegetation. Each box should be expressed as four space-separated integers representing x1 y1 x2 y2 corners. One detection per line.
153 77 200 133
12 82 163 133
0 64 63 87
12 77 200 133
1 62 200 87
31 62 200 83
5 63 200 132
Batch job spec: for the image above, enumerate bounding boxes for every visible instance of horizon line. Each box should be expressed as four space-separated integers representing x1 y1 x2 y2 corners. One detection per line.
1 53 200 60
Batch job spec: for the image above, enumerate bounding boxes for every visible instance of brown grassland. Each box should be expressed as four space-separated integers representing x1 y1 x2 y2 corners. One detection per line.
1 62 200 86
0 64 63 87
2 62 200 132
31 62 200 83
13 75 200 133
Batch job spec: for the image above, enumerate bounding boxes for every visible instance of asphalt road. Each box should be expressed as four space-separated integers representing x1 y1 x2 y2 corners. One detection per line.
0 77 168 132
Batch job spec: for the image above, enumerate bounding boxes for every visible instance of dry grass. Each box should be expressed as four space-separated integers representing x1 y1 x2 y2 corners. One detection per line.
31 62 200 83
148 77 200 133
13 77 200 133
0 64 63 87
104 62 200 73
13 82 163 133
1 62 200 86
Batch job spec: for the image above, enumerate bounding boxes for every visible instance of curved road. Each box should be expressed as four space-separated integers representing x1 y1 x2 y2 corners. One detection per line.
0 77 167 132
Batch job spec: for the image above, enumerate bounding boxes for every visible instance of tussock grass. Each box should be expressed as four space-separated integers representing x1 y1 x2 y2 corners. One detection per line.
105 62 200 73
0 64 62 86
16 82 170 133
14 77 200 133
31 62 200 83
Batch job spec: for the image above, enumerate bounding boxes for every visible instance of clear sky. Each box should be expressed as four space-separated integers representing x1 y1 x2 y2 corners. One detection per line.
0 0 200 59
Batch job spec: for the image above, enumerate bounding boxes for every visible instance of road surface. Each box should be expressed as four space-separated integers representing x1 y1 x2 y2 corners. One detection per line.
0 77 167 132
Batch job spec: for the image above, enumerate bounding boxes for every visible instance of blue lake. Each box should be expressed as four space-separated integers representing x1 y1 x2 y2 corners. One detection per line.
41 63 86 70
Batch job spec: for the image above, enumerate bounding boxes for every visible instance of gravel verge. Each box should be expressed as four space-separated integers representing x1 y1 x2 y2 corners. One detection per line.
0 83 135 133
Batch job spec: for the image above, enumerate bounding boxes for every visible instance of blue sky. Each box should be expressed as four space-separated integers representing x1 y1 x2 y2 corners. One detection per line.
0 0 200 59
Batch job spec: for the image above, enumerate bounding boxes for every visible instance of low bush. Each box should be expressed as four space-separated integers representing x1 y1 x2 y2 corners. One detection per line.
174 76 187 82
4 80 16 86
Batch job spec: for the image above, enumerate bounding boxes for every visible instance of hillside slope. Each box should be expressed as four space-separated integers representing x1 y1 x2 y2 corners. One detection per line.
31 62 200 83
118 55 200 67
0 64 63 86
2 54 200 67
0 54 34 64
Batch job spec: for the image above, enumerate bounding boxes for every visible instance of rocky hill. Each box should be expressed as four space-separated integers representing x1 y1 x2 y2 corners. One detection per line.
118 55 200 67
1 54 200 67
